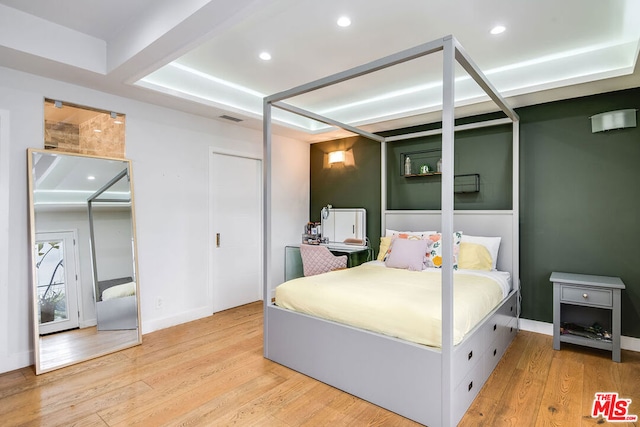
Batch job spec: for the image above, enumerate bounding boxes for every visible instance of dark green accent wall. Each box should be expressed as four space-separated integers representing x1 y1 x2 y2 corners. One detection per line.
310 136 381 250
519 88 640 338
309 87 640 338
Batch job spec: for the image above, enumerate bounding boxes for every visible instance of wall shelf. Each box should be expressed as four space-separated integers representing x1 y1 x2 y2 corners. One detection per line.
454 174 480 193
401 149 441 176
404 172 442 178
400 149 479 193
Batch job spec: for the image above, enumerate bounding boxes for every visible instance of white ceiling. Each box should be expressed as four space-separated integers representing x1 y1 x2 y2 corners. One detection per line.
1 0 639 142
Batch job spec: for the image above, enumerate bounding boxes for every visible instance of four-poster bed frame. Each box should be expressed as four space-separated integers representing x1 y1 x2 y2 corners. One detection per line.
263 35 520 426
87 168 138 331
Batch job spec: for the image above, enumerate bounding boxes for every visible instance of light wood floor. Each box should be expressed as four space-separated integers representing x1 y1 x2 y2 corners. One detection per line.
1 302 639 426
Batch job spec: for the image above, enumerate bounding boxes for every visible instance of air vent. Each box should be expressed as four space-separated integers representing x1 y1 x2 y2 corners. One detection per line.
219 115 243 123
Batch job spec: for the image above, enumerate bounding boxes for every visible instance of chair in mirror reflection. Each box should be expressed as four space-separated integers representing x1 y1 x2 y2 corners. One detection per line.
28 149 142 374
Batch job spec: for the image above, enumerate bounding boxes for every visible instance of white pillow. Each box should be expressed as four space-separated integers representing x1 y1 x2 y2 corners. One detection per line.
461 235 501 270
102 282 136 300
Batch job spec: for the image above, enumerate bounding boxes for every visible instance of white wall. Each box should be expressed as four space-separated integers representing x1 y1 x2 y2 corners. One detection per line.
0 66 310 374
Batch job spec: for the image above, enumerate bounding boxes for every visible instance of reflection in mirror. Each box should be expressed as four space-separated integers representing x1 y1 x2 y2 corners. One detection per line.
320 208 367 247
28 149 141 374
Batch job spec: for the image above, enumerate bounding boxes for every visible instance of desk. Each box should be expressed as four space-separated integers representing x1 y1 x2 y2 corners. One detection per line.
550 272 625 362
284 244 373 282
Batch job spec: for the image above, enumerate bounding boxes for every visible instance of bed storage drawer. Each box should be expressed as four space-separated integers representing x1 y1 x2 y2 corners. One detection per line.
486 317 517 375
452 323 487 388
481 293 518 378
453 356 486 425
486 293 516 342
452 292 517 388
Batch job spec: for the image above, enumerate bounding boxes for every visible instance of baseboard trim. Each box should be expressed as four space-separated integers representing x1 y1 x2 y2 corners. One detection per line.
0 350 33 374
141 306 211 335
519 318 640 353
79 319 97 328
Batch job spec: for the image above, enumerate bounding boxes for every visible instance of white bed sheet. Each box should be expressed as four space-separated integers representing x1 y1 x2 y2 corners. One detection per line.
275 262 512 347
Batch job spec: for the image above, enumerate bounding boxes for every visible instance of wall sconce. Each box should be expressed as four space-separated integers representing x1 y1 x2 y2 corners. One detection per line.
590 109 637 133
328 151 346 165
325 149 355 168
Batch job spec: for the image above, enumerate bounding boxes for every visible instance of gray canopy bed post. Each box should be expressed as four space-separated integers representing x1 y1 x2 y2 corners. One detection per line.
263 35 519 426
87 167 139 331
87 167 131 300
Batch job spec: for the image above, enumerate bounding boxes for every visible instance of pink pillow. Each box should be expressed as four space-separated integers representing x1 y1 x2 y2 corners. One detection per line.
384 238 429 271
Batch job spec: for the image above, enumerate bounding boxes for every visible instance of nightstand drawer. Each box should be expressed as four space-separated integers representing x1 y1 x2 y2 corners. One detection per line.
560 285 612 307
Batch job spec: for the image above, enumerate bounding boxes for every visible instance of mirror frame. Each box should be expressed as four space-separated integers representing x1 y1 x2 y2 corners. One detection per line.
27 148 142 374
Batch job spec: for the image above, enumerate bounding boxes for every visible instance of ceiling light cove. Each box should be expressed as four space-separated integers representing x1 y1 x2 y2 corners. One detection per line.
259 52 272 61
490 25 506 35
337 16 351 27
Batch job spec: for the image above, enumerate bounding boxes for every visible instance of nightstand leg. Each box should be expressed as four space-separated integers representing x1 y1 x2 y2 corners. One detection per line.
612 290 621 362
553 283 560 350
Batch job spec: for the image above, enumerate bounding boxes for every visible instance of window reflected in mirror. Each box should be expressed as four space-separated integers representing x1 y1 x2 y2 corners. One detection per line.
44 99 126 158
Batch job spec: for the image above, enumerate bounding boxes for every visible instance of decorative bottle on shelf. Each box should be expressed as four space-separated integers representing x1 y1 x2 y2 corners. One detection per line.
404 156 411 175
437 158 442 173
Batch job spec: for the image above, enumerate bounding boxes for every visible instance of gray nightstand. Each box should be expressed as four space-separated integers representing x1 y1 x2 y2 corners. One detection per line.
550 272 625 362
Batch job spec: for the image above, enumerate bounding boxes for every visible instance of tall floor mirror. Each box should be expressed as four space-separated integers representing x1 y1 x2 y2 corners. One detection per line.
28 148 142 374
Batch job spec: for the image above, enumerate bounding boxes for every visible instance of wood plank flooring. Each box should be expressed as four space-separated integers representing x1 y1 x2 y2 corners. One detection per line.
1 301 639 426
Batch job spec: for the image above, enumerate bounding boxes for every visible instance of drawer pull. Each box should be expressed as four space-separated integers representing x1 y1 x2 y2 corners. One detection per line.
510 326 513 333
510 305 513 312
583 293 588 299
468 381 473 391
493 324 497 331
493 348 497 356
468 351 473 360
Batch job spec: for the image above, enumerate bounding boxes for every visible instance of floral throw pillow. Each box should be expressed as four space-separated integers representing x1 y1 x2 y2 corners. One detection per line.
425 232 463 269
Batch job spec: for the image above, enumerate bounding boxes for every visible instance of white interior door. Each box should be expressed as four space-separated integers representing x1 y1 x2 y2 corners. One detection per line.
35 231 80 335
210 152 262 312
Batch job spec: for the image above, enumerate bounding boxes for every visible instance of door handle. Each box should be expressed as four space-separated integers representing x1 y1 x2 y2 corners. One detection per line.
216 233 220 247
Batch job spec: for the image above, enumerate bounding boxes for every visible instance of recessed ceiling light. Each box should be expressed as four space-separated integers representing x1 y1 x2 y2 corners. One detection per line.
259 52 272 61
87 176 95 180
490 25 506 35
93 129 102 133
337 16 351 27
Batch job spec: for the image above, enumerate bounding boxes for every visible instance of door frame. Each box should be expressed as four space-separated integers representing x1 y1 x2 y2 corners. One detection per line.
208 147 263 314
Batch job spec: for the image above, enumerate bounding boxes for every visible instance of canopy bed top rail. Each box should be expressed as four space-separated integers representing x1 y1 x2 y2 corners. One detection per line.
271 101 384 142
265 37 446 104
87 168 129 202
385 117 513 143
452 38 518 122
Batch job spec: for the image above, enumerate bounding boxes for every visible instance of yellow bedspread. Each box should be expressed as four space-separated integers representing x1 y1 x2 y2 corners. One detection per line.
275 264 505 347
